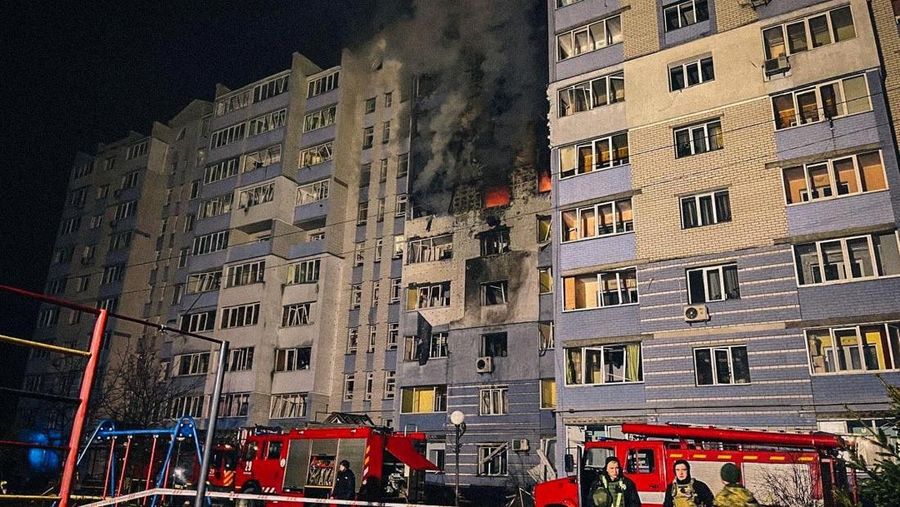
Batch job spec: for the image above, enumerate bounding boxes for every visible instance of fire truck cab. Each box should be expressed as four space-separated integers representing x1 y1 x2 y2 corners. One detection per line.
534 423 853 507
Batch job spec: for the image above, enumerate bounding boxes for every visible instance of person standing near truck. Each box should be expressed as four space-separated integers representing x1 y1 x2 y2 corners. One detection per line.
663 460 714 507
331 460 356 500
589 457 642 507
713 463 759 507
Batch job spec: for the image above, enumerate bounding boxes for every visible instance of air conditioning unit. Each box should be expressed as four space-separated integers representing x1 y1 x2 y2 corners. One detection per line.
684 304 710 323
512 438 529 452
475 356 493 373
764 55 790 77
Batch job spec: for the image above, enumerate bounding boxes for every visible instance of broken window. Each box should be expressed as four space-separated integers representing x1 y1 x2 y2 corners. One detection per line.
480 229 510 256
557 15 622 61
481 281 509 305
407 235 453 264
298 141 334 167
408 282 451 310
481 332 508 358
539 268 553 294
281 302 314 327
347 328 359 354
477 445 508 476
561 198 633 241
350 284 362 309
242 144 282 172
539 322 555 351
558 72 624 117
479 387 508 416
565 343 643 385
363 127 374 149
237 183 275 209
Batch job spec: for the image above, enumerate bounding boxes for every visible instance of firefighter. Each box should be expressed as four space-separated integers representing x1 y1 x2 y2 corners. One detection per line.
331 459 356 500
663 460 713 507
713 463 759 507
589 456 642 507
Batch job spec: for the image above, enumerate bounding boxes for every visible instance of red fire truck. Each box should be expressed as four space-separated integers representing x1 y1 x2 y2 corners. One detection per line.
216 421 438 505
534 423 854 507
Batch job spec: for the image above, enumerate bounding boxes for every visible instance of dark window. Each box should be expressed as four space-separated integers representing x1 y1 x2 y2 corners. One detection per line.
481 333 508 357
480 229 510 256
695 346 751 385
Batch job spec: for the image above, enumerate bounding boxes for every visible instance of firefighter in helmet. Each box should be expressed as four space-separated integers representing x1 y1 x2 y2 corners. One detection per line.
331 459 356 500
663 460 713 507
713 463 759 507
589 456 642 507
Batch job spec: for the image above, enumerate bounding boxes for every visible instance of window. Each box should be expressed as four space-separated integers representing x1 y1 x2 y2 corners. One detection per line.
395 194 408 217
794 232 900 285
762 6 855 60
397 153 409 178
36 308 59 328
126 140 148 159
189 180 201 200
73 160 94 178
270 393 307 419
806 323 900 374
181 310 216 332
393 235 405 259
429 332 449 358
400 385 447 413
357 201 369 225
215 89 251 116
296 179 330 205
481 281 509 305
68 187 88 208
226 260 265 287
376 198 386 222
96 185 109 199
664 0 709 32
89 215 102 229
537 215 552 243
681 190 731 228
347 328 359 354
176 352 210 376
199 194 233 219
52 247 74 265
782 151 887 204
169 395 204 419
298 141 334 167
287 259 320 284
109 231 132 251
75 276 90 292
481 333 508 358
479 387 508 415
187 271 222 294
670 57 714 91
221 303 260 329
343 374 356 401
81 245 95 264
372 281 380 307
210 123 246 149
203 157 240 184
354 243 365 266
363 127 374 149
228 347 253 371
478 445 508 476
102 264 125 284
114 201 137 220
388 323 399 349
364 372 375 400
561 198 633 241
558 73 624 117
557 0 583 7
539 268 553 294
687 264 740 303
384 92 393 108
303 105 337 132
382 121 391 143
559 133 629 177
407 235 453 263
360 163 372 186
384 371 396 399
253 74 290 102
565 342 643 385
365 97 376 113
307 71 340 98
540 379 557 409
351 284 362 309
247 109 287 137
539 322 555 351
408 282 451 310
674 120 722 158
695 346 751 385
242 145 282 172
480 229 510 256
218 393 251 418
557 15 622 61
772 75 871 130
562 268 638 310
120 171 139 190
380 159 389 182
238 182 275 210
60 217 80 235
282 302 314 327
274 347 312 372
388 279 403 304
192 231 229 255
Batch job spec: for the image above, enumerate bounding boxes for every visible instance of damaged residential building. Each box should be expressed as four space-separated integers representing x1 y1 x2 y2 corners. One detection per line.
548 0 900 466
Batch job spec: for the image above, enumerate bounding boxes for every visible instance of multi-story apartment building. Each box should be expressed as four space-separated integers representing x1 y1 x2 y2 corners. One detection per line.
548 0 900 464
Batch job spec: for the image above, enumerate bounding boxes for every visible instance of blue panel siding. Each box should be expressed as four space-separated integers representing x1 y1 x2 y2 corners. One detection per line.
559 233 636 271
553 0 621 33
388 303 400 322
787 191 896 237
296 161 334 185
390 258 403 277
347 309 360 328
811 371 900 410
557 383 646 412
227 241 271 264
286 240 325 259
188 250 227 273
557 304 641 341
305 89 339 112
200 177 237 200
294 200 330 223
355 225 367 243
299 125 336 148
397 412 446 433
384 350 397 370
775 112 880 163
539 293 555 321
351 266 363 284
556 44 625 82
797 277 900 321
343 353 356 372
193 214 230 236
539 243 553 267
557 164 632 206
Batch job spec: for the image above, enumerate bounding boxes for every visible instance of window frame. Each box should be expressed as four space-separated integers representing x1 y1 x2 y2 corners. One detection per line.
805 323 900 375
558 133 629 178
693 345 752 386
781 151 888 205
269 393 307 419
771 74 872 130
556 14 623 62
220 303 261 329
399 385 448 414
669 56 714 92
281 302 314 327
793 232 900 286
558 73 625 118
479 386 509 416
477 445 509 476
686 264 741 304
564 342 644 386
761 6 856 60
674 119 723 158
560 198 634 242
561 268 639 311
680 190 731 229
663 0 709 32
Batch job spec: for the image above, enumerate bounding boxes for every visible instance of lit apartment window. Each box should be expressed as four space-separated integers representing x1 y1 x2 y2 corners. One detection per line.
228 347 253 371
126 140 148 160
364 97 376 114
559 133 629 177
238 183 275 210
540 379 557 409
762 6 855 60
565 342 643 385
794 232 900 286
674 120 722 158
242 145 282 172
481 281 509 305
398 153 409 178
343 374 356 401
175 352 210 376
282 302 314 327
558 72 624 117
407 282 451 310
287 259 320 284
807 323 900 375
298 141 334 168
561 198 633 241
226 260 265 287
192 231 229 255
539 268 553 294
181 310 216 332
480 229 510 256
680 190 731 229
220 303 260 329
670 56 714 91
218 393 250 418
363 127 375 149
539 322 555 351
694 346 751 385
307 71 340 98
400 385 447 413
557 15 622 61
215 89 251 117
772 75 870 130
198 194 233 219
210 123 246 149
687 264 740 303
479 387 508 416
270 393 307 419
187 271 222 294
477 445 508 476
254 74 290 102
303 105 337 133
782 151 887 204
274 347 312 372
664 0 709 32
407 235 453 264
481 333 507 358
169 395 204 419
563 268 638 310
297 179 330 205
384 371 396 399
351 284 362 309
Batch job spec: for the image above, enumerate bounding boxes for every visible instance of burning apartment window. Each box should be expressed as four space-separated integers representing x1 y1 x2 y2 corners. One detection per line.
558 72 624 117
681 190 731 228
481 332 508 357
694 346 750 385
686 264 740 303
483 185 511 208
407 235 453 264
407 282 451 310
481 281 509 306
362 127 375 149
563 268 638 310
559 132 629 177
565 343 643 385
480 229 510 256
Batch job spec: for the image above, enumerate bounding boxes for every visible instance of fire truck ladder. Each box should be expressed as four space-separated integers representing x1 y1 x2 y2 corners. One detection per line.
76 416 208 507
